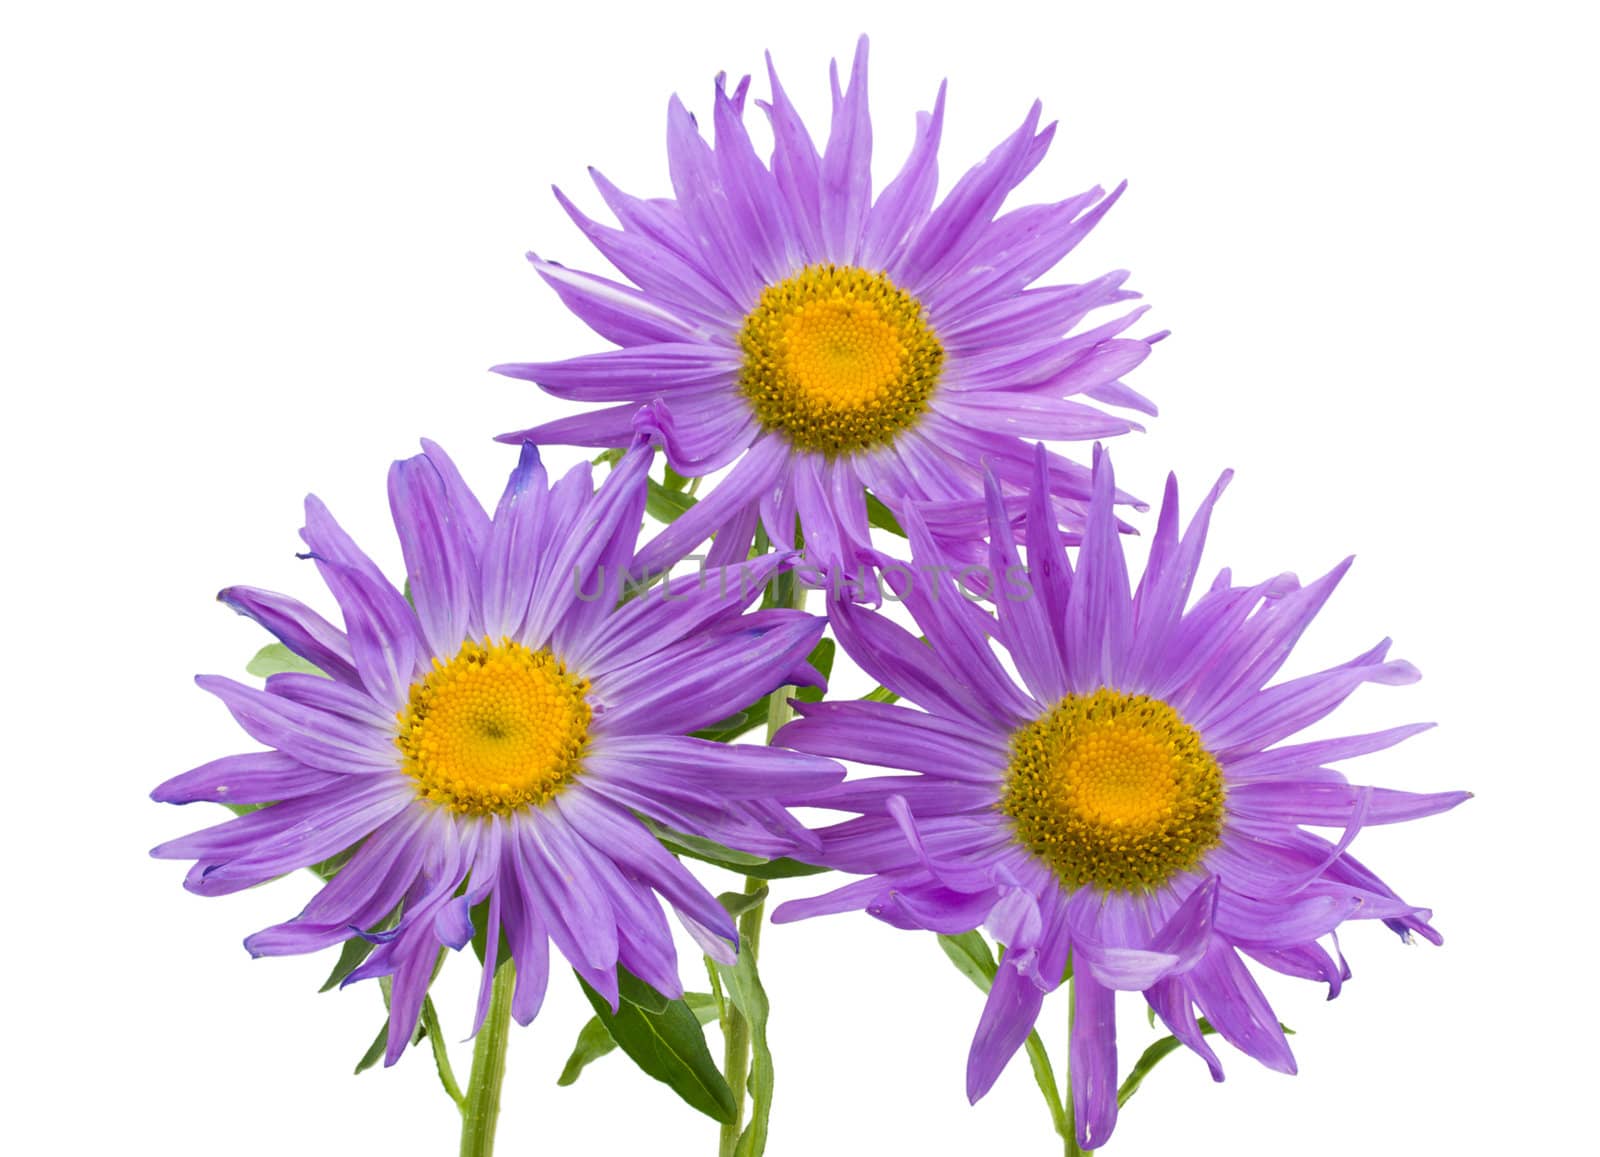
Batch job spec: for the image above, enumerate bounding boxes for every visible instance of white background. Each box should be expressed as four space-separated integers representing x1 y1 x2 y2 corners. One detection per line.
4 2 1597 1154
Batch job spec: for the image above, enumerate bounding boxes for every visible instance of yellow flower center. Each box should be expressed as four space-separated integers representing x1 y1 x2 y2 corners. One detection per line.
396 638 591 815
737 264 943 456
1000 689 1225 892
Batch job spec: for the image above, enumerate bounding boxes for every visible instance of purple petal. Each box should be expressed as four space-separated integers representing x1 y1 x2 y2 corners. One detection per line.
529 257 702 346
966 960 1046 1103
555 786 737 946
217 586 359 685
493 342 740 401
1189 941 1297 1074
586 734 842 801
984 468 1068 701
759 50 824 261
861 81 946 268
575 552 786 674
151 751 338 806
777 698 1007 782
194 675 396 774
819 37 872 262
1069 973 1119 1149
1227 781 1471 826
631 433 788 577
594 611 825 736
388 452 480 657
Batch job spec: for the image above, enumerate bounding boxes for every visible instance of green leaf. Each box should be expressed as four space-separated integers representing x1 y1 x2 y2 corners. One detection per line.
1117 1018 1216 1107
319 933 379 993
646 819 768 866
692 703 770 744
557 994 720 1086
308 844 356 882
860 684 900 704
663 463 692 492
864 492 907 537
419 996 465 1108
937 930 999 990
804 636 836 682
592 447 625 467
575 970 737 1124
246 642 326 679
716 883 771 921
556 1017 617 1087
353 1022 389 1075
795 638 834 706
646 479 698 523
731 857 830 880
618 967 672 1014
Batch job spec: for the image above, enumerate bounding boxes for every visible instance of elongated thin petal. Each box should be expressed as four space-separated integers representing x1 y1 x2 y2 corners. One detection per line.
966 961 1046 1103
218 587 358 684
1070 974 1119 1149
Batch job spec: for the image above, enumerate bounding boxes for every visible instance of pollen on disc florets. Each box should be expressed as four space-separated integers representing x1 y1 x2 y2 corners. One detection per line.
1000 688 1226 893
396 638 592 816
737 263 944 456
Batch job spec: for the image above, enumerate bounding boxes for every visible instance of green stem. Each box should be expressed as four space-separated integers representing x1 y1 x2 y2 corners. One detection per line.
718 572 803 1157
717 874 764 1157
459 960 516 1157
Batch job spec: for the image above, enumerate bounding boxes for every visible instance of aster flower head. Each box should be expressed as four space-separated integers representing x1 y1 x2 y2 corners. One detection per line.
495 37 1156 581
151 432 842 1064
771 446 1468 1149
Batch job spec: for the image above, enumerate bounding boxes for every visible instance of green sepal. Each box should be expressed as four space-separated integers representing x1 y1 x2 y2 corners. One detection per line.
246 642 327 679
556 993 720 1086
663 463 692 492
860 684 901 704
574 968 738 1124
864 492 907 537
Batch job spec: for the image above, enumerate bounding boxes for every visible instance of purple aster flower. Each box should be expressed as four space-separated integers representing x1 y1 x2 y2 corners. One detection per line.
770 446 1467 1149
494 37 1155 579
151 434 842 1065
